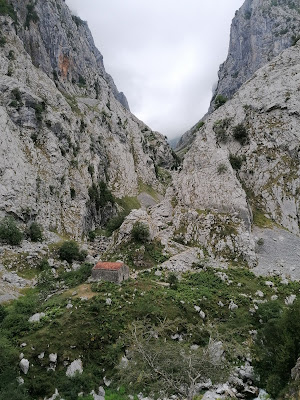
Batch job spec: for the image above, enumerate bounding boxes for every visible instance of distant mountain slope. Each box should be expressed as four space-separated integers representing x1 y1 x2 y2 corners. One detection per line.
210 0 300 111
0 0 176 236
177 0 300 155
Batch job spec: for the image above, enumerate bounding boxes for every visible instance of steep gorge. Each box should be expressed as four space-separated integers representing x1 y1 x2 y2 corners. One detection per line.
0 0 176 237
0 0 300 399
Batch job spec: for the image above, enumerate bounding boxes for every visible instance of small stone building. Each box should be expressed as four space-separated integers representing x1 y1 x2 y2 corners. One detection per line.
91 262 129 284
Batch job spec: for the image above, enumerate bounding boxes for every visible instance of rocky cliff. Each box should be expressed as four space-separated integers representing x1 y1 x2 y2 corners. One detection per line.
0 0 176 237
119 39 300 274
211 0 300 110
177 0 300 172
173 39 300 267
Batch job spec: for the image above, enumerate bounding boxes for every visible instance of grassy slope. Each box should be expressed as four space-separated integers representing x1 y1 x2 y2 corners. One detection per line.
1 263 300 399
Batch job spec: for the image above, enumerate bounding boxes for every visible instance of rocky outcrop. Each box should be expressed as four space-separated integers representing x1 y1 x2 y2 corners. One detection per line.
124 40 300 269
177 0 300 154
211 0 300 110
9 0 130 110
176 41 300 243
0 1 175 237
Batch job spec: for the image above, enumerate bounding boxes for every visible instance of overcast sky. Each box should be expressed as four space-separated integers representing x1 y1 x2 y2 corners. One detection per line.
66 0 244 139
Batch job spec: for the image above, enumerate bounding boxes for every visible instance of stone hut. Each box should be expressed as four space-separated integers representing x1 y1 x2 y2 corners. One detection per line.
91 262 129 284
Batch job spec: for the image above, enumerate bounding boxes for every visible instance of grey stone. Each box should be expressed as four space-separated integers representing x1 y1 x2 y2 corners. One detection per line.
19 358 29 375
28 312 45 323
49 353 57 363
66 359 83 377
211 0 300 110
229 301 238 311
285 294 296 305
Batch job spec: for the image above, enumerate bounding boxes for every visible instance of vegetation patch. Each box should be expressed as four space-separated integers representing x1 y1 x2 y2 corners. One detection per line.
27 222 43 242
138 180 160 201
214 94 227 109
252 208 274 228
0 0 17 22
229 154 244 170
25 2 39 29
232 123 249 145
131 222 150 243
0 216 23 246
0 265 299 399
58 240 87 264
213 118 231 143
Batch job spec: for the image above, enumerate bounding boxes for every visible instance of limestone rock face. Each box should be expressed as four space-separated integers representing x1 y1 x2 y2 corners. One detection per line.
212 0 300 110
177 0 300 153
0 1 175 237
177 41 300 243
10 0 129 110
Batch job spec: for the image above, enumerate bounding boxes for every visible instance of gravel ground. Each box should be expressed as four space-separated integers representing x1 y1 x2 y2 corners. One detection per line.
252 226 300 280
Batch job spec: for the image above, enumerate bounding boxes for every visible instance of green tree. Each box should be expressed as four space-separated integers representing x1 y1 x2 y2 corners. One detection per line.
0 216 23 245
252 300 300 397
59 240 86 263
28 222 43 242
131 222 150 243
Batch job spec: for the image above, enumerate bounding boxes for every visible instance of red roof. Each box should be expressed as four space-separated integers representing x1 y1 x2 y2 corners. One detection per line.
93 262 124 271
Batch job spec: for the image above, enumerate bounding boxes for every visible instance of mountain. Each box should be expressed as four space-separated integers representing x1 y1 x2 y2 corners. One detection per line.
0 0 176 237
0 1 300 399
177 0 300 154
210 0 300 111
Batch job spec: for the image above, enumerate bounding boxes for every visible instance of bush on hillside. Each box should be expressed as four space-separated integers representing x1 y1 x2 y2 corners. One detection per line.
59 240 87 263
233 123 249 145
252 299 300 397
28 222 43 242
229 154 243 170
0 216 23 245
214 94 227 109
131 222 150 243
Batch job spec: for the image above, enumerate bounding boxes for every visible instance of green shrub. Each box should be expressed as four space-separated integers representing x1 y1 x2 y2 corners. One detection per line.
0 35 6 48
213 119 231 143
167 273 178 290
106 213 126 235
33 101 46 122
62 263 93 287
7 50 14 60
0 305 7 323
252 299 300 397
37 258 50 271
131 222 150 243
0 0 17 22
88 181 115 211
233 123 249 145
59 240 86 263
88 230 96 242
0 216 23 245
70 188 76 199
28 222 43 242
217 163 227 174
192 121 205 134
11 88 21 102
214 94 227 109
24 2 39 28
78 74 86 87
229 154 243 170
